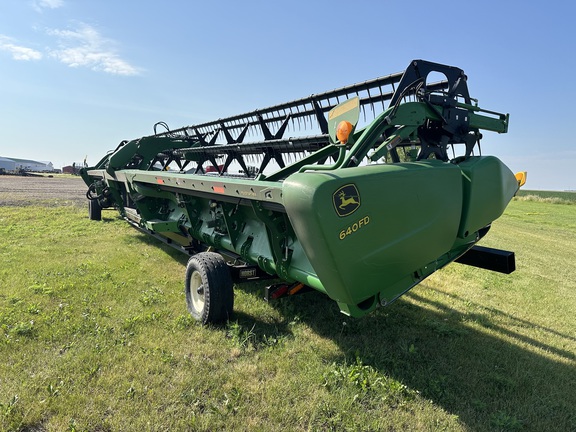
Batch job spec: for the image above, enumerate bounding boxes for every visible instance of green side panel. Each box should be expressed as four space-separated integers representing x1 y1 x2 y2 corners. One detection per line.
282 161 463 309
457 156 519 238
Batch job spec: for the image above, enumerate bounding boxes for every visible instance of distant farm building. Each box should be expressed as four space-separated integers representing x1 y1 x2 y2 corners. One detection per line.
0 157 16 171
0 157 55 172
62 162 85 175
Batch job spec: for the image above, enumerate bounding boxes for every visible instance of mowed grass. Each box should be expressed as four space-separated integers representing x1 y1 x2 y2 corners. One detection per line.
0 196 575 431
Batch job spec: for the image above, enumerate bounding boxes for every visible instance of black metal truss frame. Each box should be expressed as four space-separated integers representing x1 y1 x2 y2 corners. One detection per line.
145 61 464 177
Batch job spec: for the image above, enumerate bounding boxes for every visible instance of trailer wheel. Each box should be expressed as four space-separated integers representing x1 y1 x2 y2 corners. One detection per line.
185 252 234 324
88 199 102 221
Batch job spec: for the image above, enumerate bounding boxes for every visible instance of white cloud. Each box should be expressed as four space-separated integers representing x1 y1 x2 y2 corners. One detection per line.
32 0 64 12
0 36 43 61
47 23 140 76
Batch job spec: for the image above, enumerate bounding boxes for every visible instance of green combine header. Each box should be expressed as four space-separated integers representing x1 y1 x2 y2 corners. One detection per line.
81 60 524 324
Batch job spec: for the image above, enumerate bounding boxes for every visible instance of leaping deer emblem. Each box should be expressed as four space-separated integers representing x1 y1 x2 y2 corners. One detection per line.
338 190 359 209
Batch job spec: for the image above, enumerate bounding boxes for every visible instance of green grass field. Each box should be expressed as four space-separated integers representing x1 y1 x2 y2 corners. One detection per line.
0 193 575 431
516 189 576 204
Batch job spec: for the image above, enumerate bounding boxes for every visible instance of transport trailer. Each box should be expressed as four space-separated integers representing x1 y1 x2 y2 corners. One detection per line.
81 60 525 324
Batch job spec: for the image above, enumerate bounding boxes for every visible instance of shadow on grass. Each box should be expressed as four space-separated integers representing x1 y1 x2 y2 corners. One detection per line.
222 309 296 350
128 231 191 265
240 283 575 431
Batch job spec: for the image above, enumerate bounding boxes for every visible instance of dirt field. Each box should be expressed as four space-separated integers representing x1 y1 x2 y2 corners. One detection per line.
0 175 87 207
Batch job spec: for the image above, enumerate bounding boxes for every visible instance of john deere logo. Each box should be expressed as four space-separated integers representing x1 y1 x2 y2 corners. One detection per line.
333 184 360 217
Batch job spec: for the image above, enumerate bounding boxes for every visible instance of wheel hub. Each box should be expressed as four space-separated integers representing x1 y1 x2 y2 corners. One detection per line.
189 270 205 312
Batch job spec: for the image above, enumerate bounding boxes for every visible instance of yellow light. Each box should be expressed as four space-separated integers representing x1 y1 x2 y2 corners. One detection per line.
515 171 527 187
336 120 353 144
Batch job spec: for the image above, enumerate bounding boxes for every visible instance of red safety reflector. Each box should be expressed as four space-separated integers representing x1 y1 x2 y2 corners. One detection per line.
213 185 225 194
156 178 165 184
271 285 289 299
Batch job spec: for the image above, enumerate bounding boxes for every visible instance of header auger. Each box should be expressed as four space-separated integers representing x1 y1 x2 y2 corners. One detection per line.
81 60 521 324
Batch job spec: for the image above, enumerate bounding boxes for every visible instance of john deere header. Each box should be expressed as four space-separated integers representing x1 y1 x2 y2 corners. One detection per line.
81 60 525 324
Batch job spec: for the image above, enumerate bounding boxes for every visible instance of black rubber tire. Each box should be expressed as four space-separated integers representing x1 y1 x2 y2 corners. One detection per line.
88 199 102 221
185 252 234 324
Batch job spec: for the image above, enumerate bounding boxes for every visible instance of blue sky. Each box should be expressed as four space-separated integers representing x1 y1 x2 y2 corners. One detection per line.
1 0 574 190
